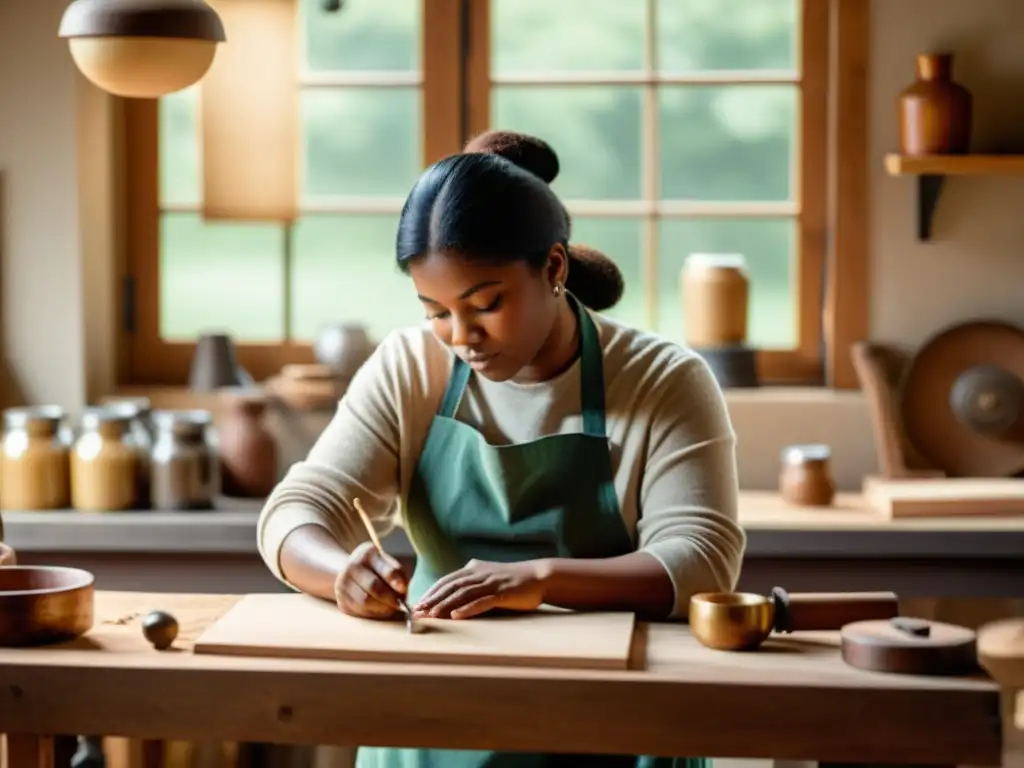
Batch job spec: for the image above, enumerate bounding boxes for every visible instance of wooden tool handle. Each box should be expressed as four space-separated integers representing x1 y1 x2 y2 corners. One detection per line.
773 588 899 632
353 498 385 553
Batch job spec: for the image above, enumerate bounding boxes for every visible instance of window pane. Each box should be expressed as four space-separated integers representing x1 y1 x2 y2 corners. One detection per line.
159 85 199 207
493 87 642 200
570 217 645 330
290 214 424 342
657 219 795 348
492 0 644 73
659 86 796 201
301 0 419 72
160 214 285 342
302 88 421 198
657 0 797 71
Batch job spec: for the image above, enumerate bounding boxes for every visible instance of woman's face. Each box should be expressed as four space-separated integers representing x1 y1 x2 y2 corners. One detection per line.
409 247 566 382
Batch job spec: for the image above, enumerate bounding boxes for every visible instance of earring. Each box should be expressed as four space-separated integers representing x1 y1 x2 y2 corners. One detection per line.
552 281 564 298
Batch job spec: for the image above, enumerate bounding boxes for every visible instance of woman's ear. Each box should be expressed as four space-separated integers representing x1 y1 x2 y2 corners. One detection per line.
546 243 569 289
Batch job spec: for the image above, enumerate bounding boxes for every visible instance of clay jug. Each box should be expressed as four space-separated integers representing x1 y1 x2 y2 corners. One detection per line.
899 53 972 156
217 389 277 498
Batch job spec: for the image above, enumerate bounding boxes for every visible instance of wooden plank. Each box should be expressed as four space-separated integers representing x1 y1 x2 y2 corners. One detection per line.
738 490 1024 531
863 476 1024 518
192 593 635 670
885 153 1024 176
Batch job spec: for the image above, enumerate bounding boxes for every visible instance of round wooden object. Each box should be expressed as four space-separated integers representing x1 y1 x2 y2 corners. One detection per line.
977 618 1024 688
899 319 1024 477
0 566 95 647
841 617 978 676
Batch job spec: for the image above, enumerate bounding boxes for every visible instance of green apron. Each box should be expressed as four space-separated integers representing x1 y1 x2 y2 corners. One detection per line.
357 296 708 768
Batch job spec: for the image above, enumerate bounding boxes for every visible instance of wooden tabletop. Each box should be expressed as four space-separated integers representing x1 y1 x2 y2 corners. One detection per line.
0 592 1004 765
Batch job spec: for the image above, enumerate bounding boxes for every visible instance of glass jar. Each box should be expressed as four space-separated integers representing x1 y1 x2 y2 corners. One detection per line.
71 408 137 512
779 443 836 507
1 406 71 510
150 409 217 510
101 400 153 508
681 253 750 348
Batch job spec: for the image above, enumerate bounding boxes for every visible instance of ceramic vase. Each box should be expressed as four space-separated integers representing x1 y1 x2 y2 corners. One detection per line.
217 389 277 498
899 52 972 156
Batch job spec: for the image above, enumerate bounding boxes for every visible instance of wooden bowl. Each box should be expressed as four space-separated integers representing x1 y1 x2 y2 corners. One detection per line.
0 566 95 646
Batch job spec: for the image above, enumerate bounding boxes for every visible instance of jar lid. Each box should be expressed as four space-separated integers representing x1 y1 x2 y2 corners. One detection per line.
781 443 832 464
103 397 152 417
684 253 747 270
152 409 212 430
3 405 65 429
79 407 131 430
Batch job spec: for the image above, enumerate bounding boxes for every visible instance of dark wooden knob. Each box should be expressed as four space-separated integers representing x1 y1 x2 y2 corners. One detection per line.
142 610 179 650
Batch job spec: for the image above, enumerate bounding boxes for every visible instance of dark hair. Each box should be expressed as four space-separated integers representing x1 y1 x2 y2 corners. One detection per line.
395 131 624 311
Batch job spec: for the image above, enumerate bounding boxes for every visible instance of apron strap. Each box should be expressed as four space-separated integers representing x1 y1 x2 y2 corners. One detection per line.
573 295 607 438
435 294 608 438
438 354 472 419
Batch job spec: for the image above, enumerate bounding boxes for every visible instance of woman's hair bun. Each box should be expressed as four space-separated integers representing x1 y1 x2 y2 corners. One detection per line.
463 130 560 184
567 244 624 312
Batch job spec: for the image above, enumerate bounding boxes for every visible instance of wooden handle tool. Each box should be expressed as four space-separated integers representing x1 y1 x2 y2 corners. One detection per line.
353 498 419 633
771 588 900 633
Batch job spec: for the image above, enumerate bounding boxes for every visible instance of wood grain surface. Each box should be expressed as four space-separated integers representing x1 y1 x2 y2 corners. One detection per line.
193 593 636 670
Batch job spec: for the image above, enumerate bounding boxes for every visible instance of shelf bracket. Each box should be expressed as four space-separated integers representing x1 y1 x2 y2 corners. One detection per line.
916 173 945 241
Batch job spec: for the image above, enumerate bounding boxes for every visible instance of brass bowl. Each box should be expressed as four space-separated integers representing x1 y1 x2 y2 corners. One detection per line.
689 592 776 651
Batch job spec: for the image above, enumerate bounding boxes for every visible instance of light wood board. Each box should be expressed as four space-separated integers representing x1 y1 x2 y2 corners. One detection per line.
192 593 636 670
863 475 1024 518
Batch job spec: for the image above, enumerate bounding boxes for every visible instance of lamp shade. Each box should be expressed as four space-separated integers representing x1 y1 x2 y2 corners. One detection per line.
58 0 227 99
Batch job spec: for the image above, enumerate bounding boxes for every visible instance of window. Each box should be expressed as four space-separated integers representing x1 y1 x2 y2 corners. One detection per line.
123 0 867 387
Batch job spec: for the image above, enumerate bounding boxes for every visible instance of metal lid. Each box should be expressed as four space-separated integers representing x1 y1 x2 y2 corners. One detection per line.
684 253 747 271
152 409 212 431
103 401 145 420
79 406 132 430
58 0 227 43
3 405 66 430
781 443 832 464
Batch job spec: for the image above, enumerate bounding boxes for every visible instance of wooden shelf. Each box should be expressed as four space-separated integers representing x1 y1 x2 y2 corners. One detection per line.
884 153 1024 241
885 153 1024 176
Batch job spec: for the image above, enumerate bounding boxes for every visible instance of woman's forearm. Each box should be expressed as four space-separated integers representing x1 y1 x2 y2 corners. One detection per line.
278 524 351 601
537 551 675 619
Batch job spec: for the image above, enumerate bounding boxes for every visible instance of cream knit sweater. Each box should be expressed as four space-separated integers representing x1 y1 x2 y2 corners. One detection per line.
257 310 746 618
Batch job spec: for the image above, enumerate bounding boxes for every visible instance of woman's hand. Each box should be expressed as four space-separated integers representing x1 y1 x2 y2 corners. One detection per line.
0 542 16 566
334 541 408 620
414 559 550 620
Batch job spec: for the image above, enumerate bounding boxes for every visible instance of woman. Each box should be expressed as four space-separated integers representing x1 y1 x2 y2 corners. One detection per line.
257 131 746 768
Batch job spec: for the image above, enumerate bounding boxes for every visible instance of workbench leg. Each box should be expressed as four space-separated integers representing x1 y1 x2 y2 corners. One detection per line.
1 734 54 768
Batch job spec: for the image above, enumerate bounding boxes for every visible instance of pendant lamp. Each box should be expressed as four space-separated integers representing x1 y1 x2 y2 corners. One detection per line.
58 0 227 99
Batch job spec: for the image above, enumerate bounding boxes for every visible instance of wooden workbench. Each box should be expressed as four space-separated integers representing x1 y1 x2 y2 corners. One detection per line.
0 592 1005 767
